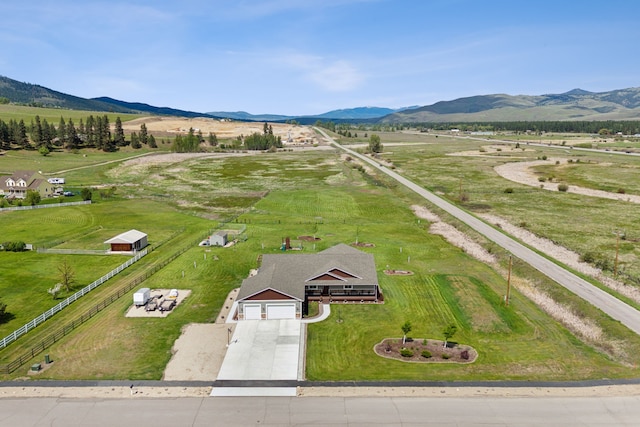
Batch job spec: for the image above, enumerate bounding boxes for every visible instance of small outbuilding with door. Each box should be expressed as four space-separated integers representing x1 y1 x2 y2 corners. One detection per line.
105 229 148 253
210 231 228 247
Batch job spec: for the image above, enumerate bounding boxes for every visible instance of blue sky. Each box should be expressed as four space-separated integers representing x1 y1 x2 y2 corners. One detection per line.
1 0 639 115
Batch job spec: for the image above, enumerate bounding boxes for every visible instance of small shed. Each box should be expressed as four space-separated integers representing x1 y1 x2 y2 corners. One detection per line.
210 231 228 247
105 229 148 252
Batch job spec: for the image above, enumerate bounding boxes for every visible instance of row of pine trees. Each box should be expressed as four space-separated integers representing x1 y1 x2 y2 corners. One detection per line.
0 115 158 152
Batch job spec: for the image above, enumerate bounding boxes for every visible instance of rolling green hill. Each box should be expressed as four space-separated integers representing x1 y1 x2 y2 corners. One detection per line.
381 88 640 123
0 75 218 118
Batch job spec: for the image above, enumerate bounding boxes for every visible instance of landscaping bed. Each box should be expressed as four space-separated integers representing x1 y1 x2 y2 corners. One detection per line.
384 269 414 276
298 235 321 241
374 338 477 364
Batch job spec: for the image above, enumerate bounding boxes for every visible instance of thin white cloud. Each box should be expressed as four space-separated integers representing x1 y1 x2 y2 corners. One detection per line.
308 60 364 92
221 0 382 19
277 52 364 92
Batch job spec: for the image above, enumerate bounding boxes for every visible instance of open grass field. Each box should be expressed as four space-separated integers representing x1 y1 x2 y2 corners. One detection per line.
1 129 640 382
0 146 163 177
0 104 142 124
382 135 640 280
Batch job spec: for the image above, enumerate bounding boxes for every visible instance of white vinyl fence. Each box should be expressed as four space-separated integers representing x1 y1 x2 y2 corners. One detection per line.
0 200 91 212
0 248 148 350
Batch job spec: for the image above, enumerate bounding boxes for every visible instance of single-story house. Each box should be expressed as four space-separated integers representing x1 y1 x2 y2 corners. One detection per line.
0 171 55 199
104 229 148 252
210 230 228 247
236 243 381 320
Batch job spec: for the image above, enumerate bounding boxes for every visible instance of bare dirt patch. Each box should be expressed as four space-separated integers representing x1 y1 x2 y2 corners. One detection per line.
298 235 321 241
351 242 375 247
121 116 318 144
494 159 640 203
375 338 477 364
162 288 239 381
384 269 414 276
411 205 496 264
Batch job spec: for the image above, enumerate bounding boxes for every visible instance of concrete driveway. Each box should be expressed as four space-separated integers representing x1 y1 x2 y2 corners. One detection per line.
216 319 302 381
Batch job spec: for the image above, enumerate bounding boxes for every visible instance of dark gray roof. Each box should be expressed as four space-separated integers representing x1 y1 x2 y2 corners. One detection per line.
237 244 378 301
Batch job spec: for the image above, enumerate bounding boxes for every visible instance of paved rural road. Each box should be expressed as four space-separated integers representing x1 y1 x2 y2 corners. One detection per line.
2 395 640 426
315 128 640 335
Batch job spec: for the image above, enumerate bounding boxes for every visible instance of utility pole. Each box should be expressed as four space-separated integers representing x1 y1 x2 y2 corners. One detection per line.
506 255 512 306
613 230 623 279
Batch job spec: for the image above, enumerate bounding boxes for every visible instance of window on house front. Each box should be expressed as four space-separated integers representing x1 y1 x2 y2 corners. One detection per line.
343 285 353 290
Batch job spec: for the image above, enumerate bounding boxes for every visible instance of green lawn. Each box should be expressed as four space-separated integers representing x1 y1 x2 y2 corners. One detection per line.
0 104 141 124
1 138 640 381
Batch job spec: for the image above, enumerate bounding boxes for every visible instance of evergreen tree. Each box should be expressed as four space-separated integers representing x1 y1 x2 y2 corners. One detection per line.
85 116 95 147
139 123 148 145
208 132 218 146
130 132 141 149
57 117 66 147
66 119 79 149
41 118 54 149
148 134 157 148
17 119 29 149
0 120 9 150
31 115 43 147
78 118 85 144
114 117 126 146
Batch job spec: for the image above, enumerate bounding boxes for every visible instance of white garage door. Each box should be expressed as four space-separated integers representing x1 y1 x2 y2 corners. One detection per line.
266 304 296 320
244 304 262 320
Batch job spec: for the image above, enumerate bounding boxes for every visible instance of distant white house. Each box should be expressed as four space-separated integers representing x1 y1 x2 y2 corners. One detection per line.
0 171 55 199
47 177 65 184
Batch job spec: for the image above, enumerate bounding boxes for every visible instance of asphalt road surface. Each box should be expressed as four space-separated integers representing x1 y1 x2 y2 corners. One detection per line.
316 128 640 336
3 395 640 426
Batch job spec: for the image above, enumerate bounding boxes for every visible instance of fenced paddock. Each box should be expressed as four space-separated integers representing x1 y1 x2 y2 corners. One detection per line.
0 243 193 374
0 249 148 352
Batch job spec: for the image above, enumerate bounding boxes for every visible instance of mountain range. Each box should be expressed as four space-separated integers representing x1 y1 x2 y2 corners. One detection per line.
1 75 639 123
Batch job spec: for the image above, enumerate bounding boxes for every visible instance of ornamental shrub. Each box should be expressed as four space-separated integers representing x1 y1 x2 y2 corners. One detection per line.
421 350 432 359
400 348 414 358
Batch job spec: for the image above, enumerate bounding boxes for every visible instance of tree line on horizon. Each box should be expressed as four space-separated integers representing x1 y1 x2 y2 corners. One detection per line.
0 115 284 154
0 115 132 152
315 119 640 135
415 120 640 135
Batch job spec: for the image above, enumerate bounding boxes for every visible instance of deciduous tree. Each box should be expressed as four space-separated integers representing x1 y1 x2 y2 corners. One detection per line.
401 320 412 345
443 324 457 348
57 259 75 292
25 190 41 205
368 134 383 153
